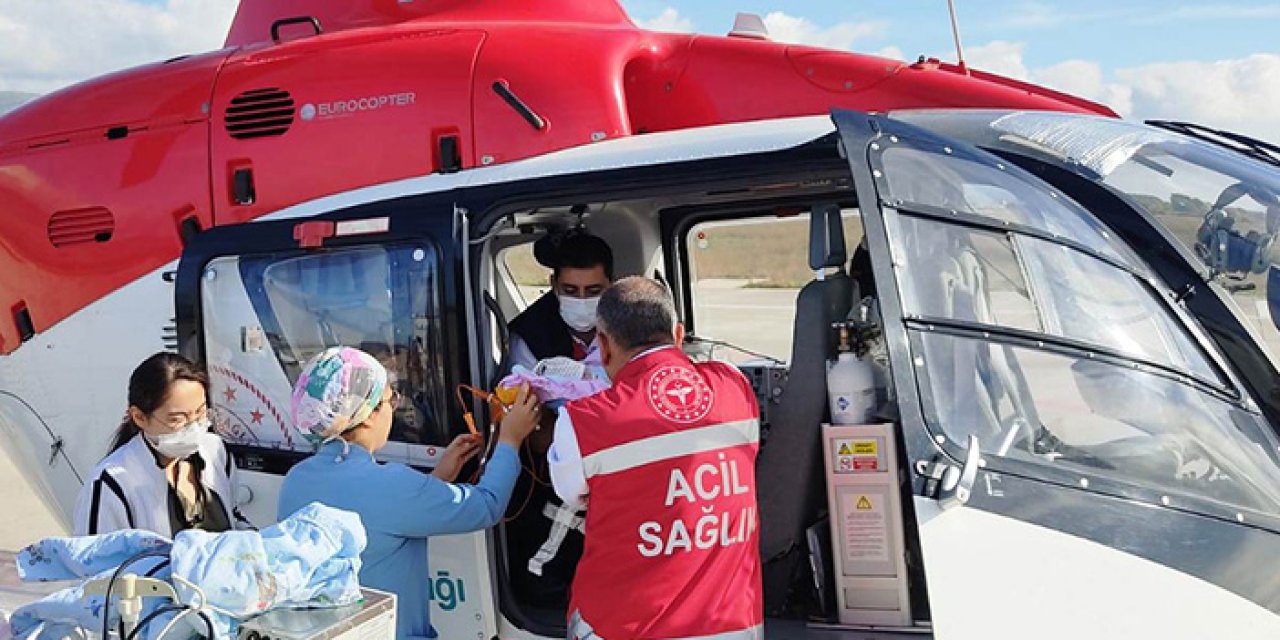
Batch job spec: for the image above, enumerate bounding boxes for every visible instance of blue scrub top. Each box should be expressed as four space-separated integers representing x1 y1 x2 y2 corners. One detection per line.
278 440 520 640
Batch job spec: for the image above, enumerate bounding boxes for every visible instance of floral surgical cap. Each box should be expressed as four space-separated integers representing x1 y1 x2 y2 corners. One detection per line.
291 347 389 445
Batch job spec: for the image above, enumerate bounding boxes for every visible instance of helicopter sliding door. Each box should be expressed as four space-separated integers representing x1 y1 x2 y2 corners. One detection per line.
833 110 1280 638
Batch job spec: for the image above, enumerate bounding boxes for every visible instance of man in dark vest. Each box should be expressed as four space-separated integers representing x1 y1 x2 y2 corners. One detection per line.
508 229 615 369
505 228 614 610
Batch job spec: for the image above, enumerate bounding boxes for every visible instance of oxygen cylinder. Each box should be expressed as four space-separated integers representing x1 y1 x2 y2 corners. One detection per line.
828 324 877 424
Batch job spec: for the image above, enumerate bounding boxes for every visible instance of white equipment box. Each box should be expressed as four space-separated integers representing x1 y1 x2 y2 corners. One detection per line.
236 589 396 640
821 423 912 627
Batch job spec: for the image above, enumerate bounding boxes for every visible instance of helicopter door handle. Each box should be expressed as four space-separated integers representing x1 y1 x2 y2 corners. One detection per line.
271 16 322 44
916 435 981 510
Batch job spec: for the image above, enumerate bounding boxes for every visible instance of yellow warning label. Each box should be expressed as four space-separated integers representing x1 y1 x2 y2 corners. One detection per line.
856 496 873 510
853 440 878 456
837 443 853 455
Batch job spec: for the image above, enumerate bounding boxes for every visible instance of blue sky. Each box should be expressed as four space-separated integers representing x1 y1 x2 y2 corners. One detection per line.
3 1 1278 140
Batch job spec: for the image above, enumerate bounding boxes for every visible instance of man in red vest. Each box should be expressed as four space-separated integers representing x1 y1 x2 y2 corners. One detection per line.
548 276 763 639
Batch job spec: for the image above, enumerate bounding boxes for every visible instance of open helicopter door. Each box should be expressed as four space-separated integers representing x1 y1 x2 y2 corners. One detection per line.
832 109 1280 638
174 195 502 639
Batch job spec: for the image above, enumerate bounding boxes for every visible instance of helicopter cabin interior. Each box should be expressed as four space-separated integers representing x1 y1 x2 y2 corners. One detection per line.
474 175 896 633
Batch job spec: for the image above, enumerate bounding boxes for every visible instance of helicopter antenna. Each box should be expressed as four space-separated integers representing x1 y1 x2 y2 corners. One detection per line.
946 0 969 74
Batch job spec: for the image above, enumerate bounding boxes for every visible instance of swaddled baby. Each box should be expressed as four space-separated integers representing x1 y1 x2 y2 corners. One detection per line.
499 342 610 409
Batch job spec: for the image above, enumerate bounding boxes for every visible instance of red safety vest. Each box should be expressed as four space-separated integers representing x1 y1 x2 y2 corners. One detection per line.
566 347 763 640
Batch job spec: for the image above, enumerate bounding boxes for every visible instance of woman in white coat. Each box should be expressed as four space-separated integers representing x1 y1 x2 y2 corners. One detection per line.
73 352 252 536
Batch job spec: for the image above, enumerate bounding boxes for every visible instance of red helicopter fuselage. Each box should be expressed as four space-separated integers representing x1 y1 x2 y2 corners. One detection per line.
0 0 1114 354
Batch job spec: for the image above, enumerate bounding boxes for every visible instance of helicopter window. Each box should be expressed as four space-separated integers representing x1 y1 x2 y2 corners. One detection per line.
1104 145 1280 359
1017 234 1221 383
894 215 1222 384
684 210 864 364
201 244 451 459
893 218 1040 333
499 242 551 309
913 330 1280 514
879 144 1129 263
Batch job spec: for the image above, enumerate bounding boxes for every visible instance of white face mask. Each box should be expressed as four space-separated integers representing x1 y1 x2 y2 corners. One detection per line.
558 295 600 333
146 417 210 459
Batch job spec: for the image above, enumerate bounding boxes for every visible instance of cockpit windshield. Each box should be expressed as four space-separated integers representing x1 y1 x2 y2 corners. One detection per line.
894 109 1280 359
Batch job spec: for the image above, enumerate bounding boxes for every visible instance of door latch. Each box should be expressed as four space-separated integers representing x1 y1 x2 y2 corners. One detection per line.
915 434 981 510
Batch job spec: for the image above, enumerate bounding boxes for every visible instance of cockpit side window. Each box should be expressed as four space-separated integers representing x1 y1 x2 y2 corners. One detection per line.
880 145 1132 264
874 134 1280 518
894 215 1221 384
913 331 1280 514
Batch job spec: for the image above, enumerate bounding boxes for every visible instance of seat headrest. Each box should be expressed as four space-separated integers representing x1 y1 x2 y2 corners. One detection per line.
809 203 847 271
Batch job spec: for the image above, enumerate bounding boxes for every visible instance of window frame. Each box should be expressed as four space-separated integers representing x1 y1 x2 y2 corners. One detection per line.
906 324 1280 521
891 208 1235 398
175 198 471 475
669 197 860 348
205 240 452 450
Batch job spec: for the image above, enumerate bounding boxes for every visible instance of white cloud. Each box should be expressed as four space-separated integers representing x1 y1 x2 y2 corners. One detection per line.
965 40 1030 80
1035 59 1134 116
632 8 888 52
761 12 887 51
962 40 1280 143
874 46 906 62
0 0 237 93
1116 54 1280 142
636 7 694 33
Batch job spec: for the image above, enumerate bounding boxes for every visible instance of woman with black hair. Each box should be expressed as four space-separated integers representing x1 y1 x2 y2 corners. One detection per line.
72 352 252 536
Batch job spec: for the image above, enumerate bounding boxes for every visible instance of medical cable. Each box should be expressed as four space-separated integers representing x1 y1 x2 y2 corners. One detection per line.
153 608 193 640
456 383 535 474
455 384 501 436
123 605 182 640
122 605 201 640
133 606 213 640
172 575 239 620
102 550 171 640
143 561 171 578
501 440 549 524
455 384 556 522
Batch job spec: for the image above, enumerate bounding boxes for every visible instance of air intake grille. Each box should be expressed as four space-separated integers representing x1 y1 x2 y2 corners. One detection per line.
48 207 115 248
225 88 295 139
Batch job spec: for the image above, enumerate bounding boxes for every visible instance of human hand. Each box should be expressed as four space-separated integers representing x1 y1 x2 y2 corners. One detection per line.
498 384 541 448
431 433 483 482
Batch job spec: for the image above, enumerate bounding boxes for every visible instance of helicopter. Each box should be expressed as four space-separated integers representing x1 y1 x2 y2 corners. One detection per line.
7 1 1280 638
